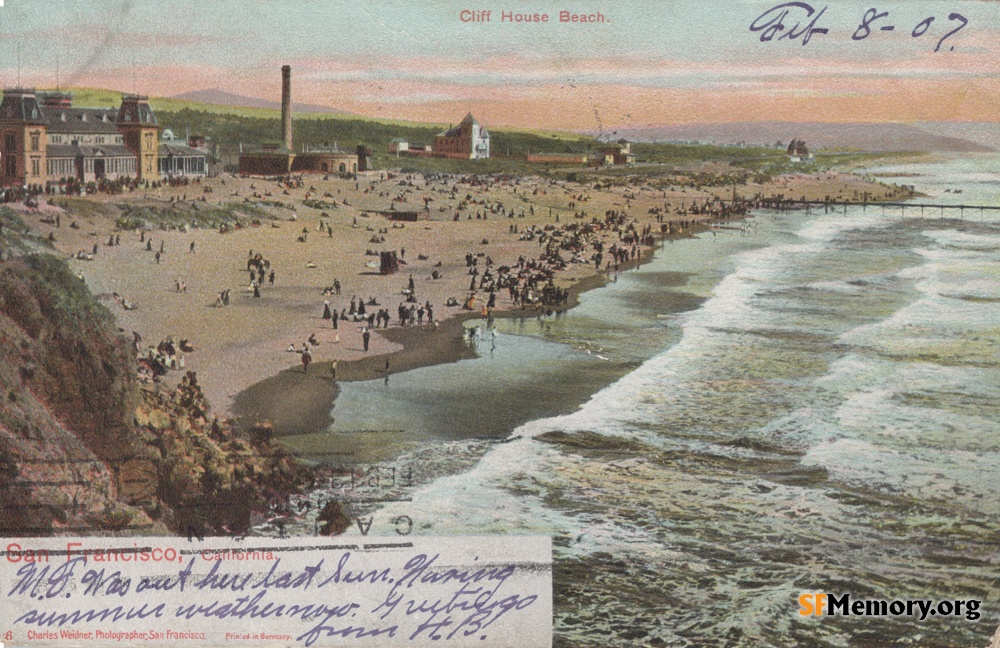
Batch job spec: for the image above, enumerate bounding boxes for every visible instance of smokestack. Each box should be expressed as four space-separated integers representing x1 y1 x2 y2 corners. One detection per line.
281 65 292 151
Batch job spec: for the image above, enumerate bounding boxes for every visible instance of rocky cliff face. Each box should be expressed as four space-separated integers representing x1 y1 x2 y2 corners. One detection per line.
0 210 303 536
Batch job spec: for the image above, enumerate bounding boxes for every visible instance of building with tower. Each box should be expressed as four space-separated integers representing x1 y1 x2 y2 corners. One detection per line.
434 113 490 159
0 87 207 188
116 94 160 182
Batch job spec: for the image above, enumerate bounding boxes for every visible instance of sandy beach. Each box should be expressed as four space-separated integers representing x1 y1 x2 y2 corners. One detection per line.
15 165 913 438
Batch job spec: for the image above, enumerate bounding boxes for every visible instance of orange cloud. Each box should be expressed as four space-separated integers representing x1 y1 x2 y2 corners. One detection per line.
8 46 1000 130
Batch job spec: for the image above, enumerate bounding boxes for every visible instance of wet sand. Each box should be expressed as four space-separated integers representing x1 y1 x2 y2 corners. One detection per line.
231 257 616 437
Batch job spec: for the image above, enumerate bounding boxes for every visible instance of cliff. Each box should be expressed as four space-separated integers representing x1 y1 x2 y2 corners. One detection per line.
0 208 304 536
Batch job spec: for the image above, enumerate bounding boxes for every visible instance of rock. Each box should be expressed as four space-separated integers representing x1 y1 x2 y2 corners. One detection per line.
134 405 151 427
118 458 158 502
147 408 172 431
318 499 351 536
249 421 274 449
167 458 203 501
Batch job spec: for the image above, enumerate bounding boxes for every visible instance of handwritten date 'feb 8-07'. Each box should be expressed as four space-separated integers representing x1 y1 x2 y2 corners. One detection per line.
750 2 968 50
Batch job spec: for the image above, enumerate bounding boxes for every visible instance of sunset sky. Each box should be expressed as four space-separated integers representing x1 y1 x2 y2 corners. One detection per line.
0 0 998 130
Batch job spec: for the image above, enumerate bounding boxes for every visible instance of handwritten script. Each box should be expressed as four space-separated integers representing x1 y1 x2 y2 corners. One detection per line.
0 537 552 647
750 3 968 50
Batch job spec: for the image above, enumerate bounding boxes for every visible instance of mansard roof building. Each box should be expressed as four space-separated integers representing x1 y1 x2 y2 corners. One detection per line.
0 88 207 187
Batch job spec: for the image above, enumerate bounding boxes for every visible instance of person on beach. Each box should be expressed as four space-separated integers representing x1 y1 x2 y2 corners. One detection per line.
322 300 332 320
301 346 312 373
362 328 370 352
331 360 337 380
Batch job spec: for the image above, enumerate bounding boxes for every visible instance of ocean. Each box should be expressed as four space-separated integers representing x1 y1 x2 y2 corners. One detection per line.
290 154 1000 647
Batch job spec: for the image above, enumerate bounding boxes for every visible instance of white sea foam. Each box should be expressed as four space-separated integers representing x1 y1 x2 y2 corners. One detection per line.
801 437 1000 514
339 196 1000 646
923 228 1000 250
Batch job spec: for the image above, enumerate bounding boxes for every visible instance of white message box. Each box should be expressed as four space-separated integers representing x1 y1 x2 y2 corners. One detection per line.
0 537 551 647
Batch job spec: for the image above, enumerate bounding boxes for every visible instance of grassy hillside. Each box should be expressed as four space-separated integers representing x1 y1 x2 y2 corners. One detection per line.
56 86 588 138
45 87 905 178
154 107 597 161
50 87 597 169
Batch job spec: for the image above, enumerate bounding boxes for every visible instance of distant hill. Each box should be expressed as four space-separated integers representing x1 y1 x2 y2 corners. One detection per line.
914 122 1000 151
596 122 995 153
171 89 348 115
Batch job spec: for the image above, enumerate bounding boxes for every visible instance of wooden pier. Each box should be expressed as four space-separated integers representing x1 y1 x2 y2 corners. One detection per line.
789 200 1000 214
716 199 1000 219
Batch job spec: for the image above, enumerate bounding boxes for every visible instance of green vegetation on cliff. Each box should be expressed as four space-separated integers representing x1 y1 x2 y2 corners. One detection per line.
0 220 306 535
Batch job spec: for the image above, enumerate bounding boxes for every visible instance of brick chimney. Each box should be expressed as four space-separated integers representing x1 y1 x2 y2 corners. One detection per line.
281 65 292 151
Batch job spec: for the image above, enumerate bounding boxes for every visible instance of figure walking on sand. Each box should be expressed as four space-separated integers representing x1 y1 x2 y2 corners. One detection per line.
301 346 312 373
322 300 332 320
362 328 371 352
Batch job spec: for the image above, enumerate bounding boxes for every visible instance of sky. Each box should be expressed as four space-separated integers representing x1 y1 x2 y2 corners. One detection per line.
0 0 998 130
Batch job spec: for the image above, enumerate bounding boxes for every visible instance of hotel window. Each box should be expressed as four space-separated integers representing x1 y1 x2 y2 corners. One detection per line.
4 133 15 151
31 158 40 177
30 132 40 151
